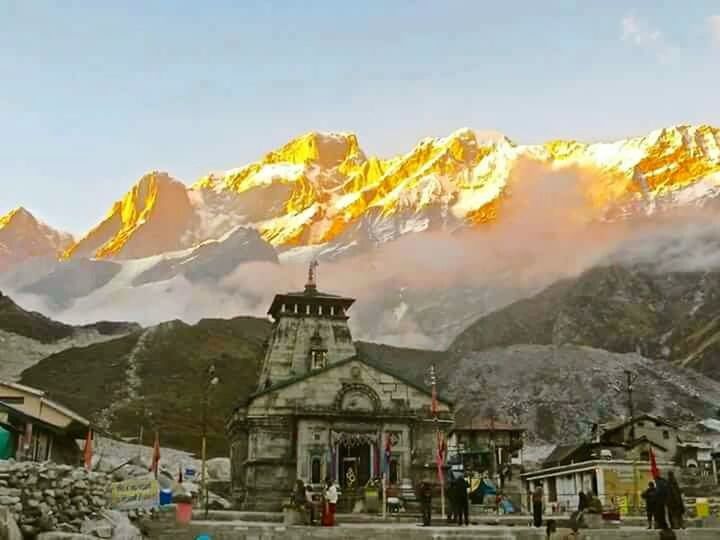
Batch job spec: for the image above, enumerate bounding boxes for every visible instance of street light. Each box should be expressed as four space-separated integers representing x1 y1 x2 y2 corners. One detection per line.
202 363 220 519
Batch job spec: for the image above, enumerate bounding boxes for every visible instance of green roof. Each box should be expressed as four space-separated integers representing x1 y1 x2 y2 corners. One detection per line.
248 354 454 406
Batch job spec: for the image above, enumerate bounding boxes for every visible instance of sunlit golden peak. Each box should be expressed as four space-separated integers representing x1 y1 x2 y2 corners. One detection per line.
0 206 32 225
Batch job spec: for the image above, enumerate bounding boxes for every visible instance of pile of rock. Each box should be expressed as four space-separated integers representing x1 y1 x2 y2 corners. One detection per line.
0 460 110 537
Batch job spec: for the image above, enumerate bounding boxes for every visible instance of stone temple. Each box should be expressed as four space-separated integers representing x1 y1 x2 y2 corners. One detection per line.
227 263 454 510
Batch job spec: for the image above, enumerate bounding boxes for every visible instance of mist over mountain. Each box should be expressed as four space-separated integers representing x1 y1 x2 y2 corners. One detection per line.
1 125 720 348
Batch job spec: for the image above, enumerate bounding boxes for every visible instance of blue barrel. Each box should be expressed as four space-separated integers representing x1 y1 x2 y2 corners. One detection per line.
159 488 173 506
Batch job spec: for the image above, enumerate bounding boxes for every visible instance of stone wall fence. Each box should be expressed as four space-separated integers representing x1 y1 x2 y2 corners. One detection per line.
0 460 110 537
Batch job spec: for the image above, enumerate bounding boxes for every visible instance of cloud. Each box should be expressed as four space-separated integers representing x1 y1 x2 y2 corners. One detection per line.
621 14 675 62
709 15 720 47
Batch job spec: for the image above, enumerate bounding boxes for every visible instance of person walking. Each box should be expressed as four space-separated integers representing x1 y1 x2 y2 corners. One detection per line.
454 474 470 526
641 481 657 529
532 484 544 528
667 471 685 530
418 480 432 526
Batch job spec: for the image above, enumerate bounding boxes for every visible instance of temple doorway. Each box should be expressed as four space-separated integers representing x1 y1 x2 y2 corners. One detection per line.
338 441 371 488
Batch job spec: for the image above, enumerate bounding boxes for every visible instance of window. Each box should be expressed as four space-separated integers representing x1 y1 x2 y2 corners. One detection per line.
330 306 335 316
311 350 327 370
281 304 286 313
0 396 25 405
663 430 670 440
318 305 323 315
637 421 645 427
294 304 298 314
311 457 322 484
306 305 310 315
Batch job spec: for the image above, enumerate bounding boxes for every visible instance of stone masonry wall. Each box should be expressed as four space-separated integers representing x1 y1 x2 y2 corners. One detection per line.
0 460 110 537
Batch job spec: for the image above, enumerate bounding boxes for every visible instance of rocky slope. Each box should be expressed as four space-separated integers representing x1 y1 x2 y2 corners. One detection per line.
443 344 720 445
0 207 72 272
449 264 720 381
20 316 273 457
0 291 139 381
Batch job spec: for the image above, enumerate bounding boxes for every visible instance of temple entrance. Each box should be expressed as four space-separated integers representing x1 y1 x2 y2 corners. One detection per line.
338 441 371 488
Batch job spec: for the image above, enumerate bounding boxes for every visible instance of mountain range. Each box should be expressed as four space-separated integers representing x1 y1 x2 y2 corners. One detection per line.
3 124 720 453
2 124 720 347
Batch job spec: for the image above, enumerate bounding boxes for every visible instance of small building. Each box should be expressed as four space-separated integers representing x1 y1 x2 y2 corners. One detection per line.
522 413 719 512
521 457 672 514
448 415 524 480
227 265 454 511
598 414 679 462
0 380 89 464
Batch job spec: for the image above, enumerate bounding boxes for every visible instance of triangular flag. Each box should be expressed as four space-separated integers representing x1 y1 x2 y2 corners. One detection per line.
82 429 93 471
649 447 660 479
149 432 160 478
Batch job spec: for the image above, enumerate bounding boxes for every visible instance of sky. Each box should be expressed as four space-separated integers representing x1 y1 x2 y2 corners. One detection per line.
1 1 719 234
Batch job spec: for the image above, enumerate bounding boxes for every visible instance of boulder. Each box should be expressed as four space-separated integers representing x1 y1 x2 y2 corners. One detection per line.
0 506 22 540
204 458 230 481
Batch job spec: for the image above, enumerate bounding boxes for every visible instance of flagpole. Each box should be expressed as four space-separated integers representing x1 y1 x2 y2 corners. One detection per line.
382 470 387 519
431 365 445 519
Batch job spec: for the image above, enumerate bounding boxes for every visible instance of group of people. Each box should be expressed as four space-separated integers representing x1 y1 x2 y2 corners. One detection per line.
293 477 338 527
446 474 472 526
417 474 471 526
641 472 685 530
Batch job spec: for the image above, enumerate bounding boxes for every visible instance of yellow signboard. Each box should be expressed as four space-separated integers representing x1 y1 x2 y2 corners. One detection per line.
109 477 159 510
603 466 653 511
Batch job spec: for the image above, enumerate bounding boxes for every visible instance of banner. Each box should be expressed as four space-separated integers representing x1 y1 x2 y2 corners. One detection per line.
109 477 159 510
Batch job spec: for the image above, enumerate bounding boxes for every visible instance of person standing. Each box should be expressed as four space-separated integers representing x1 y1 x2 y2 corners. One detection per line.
418 480 433 526
454 474 470 526
321 477 338 527
532 484 544 528
446 474 457 523
641 481 657 530
667 472 685 530
305 484 316 525
653 475 670 530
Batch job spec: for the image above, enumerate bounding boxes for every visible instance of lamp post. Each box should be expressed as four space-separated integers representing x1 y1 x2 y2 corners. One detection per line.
624 369 639 514
201 363 220 519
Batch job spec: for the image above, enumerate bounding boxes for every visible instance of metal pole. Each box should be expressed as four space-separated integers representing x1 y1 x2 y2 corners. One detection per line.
202 383 209 519
382 471 387 519
431 365 445 519
625 370 639 514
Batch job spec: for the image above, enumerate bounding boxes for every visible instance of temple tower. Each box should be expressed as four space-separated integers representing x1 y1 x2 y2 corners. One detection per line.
257 261 357 390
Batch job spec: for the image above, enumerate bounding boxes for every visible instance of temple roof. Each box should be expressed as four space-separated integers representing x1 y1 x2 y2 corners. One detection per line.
246 354 454 407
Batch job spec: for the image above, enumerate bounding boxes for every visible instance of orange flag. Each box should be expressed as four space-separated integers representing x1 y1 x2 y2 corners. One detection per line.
82 429 93 471
149 431 160 478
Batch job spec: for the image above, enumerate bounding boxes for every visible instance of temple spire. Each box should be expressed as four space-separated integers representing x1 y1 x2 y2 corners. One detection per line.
305 260 319 293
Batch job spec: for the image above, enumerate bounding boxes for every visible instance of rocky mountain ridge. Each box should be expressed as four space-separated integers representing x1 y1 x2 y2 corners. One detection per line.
449 264 720 382
0 207 73 272
4 124 719 268
0 290 139 381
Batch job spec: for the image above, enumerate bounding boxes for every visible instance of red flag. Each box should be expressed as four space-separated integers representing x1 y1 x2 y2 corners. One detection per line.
82 429 93 471
383 433 392 474
149 432 160 478
649 447 660 479
435 431 447 486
